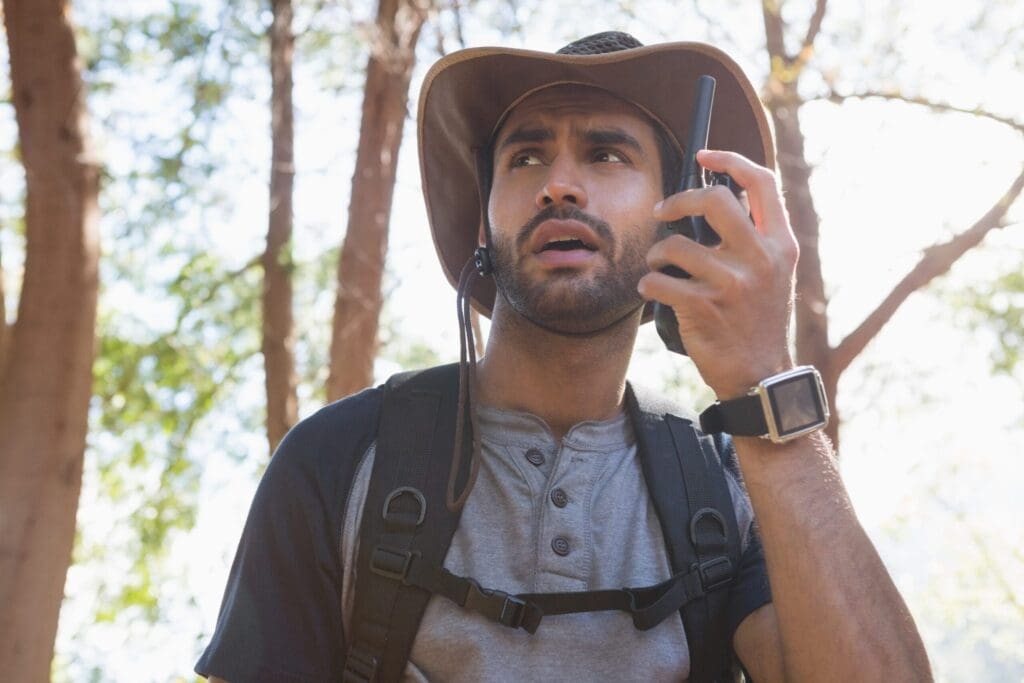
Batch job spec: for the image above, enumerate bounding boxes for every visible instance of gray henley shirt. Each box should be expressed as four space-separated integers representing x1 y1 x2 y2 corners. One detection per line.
341 403 756 682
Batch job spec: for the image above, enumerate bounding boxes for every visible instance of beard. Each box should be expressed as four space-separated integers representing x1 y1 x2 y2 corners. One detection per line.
489 205 654 335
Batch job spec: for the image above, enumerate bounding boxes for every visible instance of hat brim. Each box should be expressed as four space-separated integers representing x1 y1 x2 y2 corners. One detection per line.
417 41 775 320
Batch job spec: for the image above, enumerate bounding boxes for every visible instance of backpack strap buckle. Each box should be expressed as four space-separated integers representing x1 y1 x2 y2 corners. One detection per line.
370 545 418 583
697 556 733 592
463 579 531 630
342 645 379 683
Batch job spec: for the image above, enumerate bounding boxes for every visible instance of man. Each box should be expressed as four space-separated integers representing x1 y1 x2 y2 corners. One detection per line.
198 33 932 682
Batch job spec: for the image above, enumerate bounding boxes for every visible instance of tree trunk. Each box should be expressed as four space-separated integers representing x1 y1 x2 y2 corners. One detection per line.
0 0 101 679
766 93 841 446
0 250 8 383
263 0 298 454
761 1 842 447
326 0 430 401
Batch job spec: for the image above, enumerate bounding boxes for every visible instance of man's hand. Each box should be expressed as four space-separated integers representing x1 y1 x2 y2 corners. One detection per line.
638 149 798 398
639 149 933 681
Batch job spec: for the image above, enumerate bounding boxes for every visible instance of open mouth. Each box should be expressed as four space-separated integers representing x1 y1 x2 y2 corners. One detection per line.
540 237 597 252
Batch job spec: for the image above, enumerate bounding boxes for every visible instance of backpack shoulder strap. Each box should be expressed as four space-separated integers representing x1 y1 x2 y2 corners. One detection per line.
344 363 464 683
626 382 743 683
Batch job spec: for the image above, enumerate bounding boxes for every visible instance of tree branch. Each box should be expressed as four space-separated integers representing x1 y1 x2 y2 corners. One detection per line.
823 89 1024 135
801 0 828 54
833 166 1024 375
449 0 466 50
761 0 789 62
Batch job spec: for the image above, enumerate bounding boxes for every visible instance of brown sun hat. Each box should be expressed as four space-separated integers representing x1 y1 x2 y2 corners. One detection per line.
416 31 775 318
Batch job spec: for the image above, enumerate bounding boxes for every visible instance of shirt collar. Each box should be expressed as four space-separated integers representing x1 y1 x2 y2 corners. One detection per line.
475 402 635 452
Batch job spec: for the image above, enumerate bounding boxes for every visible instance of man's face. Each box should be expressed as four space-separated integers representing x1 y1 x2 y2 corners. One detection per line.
487 86 665 334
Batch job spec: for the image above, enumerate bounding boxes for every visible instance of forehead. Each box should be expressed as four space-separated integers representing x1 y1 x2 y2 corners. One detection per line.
495 85 660 143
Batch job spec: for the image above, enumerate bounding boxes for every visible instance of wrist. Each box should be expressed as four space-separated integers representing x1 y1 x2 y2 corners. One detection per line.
700 364 829 444
710 357 795 400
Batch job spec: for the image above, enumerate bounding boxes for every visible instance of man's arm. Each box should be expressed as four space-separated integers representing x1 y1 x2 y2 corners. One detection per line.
731 432 931 681
639 149 931 681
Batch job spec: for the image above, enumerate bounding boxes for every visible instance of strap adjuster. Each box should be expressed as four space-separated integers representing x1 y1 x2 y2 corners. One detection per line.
342 646 379 683
463 579 528 629
370 545 417 583
697 556 733 592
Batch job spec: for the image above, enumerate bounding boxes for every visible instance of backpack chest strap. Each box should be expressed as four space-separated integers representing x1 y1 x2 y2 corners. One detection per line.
369 542 734 634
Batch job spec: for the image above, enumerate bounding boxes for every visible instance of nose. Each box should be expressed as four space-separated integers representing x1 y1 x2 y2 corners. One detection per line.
536 156 588 209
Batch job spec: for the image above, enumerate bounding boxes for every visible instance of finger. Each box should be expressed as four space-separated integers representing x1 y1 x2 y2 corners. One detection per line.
653 185 759 252
637 270 717 314
645 233 734 287
695 149 787 234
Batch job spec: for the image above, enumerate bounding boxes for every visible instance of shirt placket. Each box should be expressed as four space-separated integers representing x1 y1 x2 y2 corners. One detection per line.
534 441 596 593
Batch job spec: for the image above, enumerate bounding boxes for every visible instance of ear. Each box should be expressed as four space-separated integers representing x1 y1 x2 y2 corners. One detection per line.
477 221 487 247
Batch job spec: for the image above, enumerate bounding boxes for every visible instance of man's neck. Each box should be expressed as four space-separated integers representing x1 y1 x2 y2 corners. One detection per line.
475 300 641 442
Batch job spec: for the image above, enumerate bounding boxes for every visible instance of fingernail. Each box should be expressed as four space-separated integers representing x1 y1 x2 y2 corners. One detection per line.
653 200 663 215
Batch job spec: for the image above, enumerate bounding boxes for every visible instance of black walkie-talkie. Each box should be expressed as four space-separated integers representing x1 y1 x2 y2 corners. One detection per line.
654 75 735 355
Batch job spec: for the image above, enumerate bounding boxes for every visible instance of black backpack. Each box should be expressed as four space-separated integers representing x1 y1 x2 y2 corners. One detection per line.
342 363 745 683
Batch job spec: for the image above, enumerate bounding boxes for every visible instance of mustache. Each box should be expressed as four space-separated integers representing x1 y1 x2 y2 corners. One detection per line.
514 205 615 252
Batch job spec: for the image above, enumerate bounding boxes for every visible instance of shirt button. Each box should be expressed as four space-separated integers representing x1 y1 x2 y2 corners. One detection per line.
551 536 571 556
550 488 569 508
525 448 545 467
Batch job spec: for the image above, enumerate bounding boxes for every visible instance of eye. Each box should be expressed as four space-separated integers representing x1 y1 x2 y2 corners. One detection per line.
593 149 627 163
509 151 543 168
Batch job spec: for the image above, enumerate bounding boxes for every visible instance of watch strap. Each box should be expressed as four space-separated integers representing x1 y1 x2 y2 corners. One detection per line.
699 395 767 437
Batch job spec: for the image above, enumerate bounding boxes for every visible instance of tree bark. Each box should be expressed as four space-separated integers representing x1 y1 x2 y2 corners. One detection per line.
761 0 841 446
0 249 8 384
0 0 101 679
326 0 430 401
263 0 299 454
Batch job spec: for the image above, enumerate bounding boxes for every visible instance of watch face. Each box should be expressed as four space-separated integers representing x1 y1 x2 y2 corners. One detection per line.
767 373 826 437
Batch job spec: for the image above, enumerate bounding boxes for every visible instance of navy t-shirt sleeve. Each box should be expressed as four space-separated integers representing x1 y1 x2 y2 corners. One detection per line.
196 392 379 682
725 523 772 638
716 433 773 640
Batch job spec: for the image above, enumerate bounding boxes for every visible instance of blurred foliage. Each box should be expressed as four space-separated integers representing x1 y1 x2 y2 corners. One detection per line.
953 259 1024 379
61 0 393 664
88 251 262 623
70 1 266 635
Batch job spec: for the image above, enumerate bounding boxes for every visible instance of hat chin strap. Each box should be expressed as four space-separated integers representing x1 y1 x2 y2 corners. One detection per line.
448 257 485 512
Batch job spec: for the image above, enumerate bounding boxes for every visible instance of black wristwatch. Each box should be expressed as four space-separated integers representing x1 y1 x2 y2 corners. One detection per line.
699 366 830 443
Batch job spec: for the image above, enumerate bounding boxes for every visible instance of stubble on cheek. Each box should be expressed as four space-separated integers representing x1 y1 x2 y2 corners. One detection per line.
489 221 656 332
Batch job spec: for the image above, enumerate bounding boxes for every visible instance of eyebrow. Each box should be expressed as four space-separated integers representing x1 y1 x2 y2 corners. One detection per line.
579 127 646 158
496 127 553 152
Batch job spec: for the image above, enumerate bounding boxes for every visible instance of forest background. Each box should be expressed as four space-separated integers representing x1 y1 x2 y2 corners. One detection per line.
0 0 1022 681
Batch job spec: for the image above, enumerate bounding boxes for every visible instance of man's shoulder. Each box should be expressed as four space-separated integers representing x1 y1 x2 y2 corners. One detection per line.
262 384 386 493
